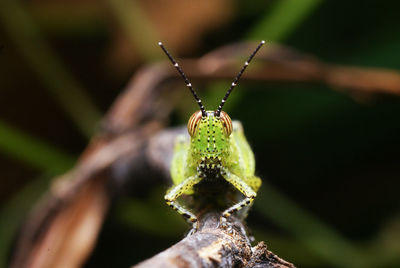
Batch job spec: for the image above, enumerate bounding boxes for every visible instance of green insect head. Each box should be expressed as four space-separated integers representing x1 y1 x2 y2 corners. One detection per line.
158 41 265 159
187 110 232 159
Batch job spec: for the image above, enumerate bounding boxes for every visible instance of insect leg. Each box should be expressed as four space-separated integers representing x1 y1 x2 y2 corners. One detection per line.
165 175 202 224
237 175 262 220
221 170 257 219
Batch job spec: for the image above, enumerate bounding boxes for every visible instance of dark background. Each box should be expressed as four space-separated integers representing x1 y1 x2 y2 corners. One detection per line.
1 0 399 267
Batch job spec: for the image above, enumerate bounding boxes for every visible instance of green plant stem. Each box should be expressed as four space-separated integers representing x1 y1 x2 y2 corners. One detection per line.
0 0 101 137
107 0 162 62
0 120 75 173
255 182 368 268
248 0 322 41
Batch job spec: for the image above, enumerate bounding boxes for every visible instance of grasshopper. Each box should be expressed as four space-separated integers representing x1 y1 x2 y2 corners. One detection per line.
159 41 264 230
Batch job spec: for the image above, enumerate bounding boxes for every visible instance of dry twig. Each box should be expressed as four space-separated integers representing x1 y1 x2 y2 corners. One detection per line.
134 212 294 268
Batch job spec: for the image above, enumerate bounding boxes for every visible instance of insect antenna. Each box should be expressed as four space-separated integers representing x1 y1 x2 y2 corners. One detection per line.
158 42 206 116
215 40 265 116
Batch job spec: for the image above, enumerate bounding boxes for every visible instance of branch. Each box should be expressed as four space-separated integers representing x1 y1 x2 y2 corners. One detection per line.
190 43 400 96
134 212 295 268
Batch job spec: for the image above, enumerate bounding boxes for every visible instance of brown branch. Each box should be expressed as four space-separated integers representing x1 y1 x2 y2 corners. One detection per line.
10 41 400 268
182 43 400 96
134 212 295 268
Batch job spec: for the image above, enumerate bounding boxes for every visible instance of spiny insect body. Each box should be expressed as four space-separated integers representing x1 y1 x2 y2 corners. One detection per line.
159 41 265 230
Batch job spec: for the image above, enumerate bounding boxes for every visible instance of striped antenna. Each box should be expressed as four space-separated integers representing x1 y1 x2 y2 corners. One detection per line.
215 40 265 116
158 42 206 116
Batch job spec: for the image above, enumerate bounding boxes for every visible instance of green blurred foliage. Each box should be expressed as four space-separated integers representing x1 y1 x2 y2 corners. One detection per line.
0 0 400 267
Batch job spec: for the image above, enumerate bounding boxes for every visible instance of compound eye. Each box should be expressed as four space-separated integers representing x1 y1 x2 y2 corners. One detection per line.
187 110 202 137
219 111 233 136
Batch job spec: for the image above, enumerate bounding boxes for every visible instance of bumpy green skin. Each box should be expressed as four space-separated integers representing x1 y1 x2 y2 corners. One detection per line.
165 111 261 226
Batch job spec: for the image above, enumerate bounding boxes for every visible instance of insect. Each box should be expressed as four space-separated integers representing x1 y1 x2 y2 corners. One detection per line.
159 41 265 230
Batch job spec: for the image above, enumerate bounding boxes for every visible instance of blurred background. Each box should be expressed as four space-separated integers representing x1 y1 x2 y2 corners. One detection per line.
1 0 400 267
